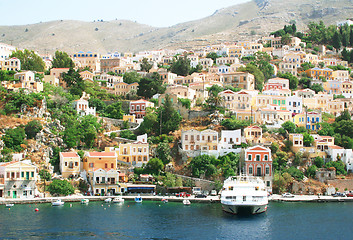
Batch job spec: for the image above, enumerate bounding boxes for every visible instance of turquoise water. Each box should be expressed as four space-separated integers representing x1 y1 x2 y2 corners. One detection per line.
1 201 353 239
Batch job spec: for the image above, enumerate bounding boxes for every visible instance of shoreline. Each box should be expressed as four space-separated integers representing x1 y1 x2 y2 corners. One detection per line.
1 194 353 205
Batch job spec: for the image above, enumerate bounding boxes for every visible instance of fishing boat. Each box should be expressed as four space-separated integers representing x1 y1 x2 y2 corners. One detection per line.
221 175 268 215
134 195 142 203
104 198 112 203
81 199 89 204
52 199 65 206
112 196 124 203
183 199 191 205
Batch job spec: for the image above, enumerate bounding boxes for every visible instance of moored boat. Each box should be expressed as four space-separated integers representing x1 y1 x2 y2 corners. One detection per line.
221 175 268 215
52 199 65 206
5 203 14 207
112 196 124 203
135 195 142 203
161 198 168 203
183 199 191 205
104 198 112 203
81 199 89 204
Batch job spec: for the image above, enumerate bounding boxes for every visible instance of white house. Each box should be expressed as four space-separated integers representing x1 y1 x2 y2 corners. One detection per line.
286 95 303 114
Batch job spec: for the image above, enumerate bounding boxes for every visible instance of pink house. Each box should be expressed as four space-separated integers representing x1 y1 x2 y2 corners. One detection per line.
244 145 272 190
129 99 154 119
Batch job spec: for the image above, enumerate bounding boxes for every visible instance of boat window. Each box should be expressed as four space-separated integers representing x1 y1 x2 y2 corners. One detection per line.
243 196 246 201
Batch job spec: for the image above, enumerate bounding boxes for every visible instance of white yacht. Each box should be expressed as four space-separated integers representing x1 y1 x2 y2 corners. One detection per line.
221 175 268 215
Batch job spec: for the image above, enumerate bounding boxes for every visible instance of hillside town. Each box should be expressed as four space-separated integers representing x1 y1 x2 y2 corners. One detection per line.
1 20 353 200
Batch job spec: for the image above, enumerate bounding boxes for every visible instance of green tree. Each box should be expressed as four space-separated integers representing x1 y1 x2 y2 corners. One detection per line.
178 98 191 109
25 120 42 139
144 158 164 175
62 68 85 97
120 130 136 140
281 33 292 45
123 71 141 84
332 31 342 52
47 179 75 196
52 51 75 68
140 58 153 72
105 102 124 119
137 72 165 99
206 52 220 62
156 142 172 165
39 169 51 181
306 165 317 178
10 49 45 72
138 108 159 135
159 94 182 134
2 127 26 152
314 156 324 168
326 160 347 175
189 155 217 178
163 172 176 187
277 72 298 90
170 56 190 76
221 116 251 130
303 132 314 147
310 83 324 93
284 167 304 181
281 121 296 134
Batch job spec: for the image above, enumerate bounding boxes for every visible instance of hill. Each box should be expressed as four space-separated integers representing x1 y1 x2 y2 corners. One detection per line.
1 0 353 53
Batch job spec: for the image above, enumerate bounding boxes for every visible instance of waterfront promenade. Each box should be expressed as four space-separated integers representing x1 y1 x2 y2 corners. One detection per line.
1 194 353 205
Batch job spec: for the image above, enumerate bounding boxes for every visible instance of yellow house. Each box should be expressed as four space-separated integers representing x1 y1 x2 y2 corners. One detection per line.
59 152 81 179
244 125 263 144
83 151 117 172
123 114 136 123
114 140 149 167
305 67 333 80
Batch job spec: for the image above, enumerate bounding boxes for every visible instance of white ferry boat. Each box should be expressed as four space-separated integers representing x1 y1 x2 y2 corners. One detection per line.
221 175 268 215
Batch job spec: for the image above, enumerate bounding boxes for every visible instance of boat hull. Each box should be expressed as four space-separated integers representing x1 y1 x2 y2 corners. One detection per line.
221 203 267 215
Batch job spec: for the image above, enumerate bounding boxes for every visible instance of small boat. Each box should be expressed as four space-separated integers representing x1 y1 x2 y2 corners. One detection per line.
52 199 64 206
104 198 112 203
81 199 89 204
112 196 124 203
183 199 191 205
5 204 14 207
161 198 168 203
135 195 142 203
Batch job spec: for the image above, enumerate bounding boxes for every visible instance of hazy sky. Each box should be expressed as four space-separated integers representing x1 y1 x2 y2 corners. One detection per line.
0 0 250 27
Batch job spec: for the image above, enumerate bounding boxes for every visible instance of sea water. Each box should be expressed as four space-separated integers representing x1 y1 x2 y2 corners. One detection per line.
1 201 352 239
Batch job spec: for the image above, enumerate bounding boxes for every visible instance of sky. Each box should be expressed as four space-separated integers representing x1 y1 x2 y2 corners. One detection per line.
0 0 250 27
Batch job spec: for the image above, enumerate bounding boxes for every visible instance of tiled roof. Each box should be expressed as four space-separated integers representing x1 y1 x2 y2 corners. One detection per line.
61 152 79 158
88 152 117 157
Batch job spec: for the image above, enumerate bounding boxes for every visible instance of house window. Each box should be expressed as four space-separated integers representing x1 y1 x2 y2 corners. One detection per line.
256 155 260 161
89 163 94 168
105 163 108 168
65 162 67 166
185 145 188 150
266 167 270 175
111 163 114 168
264 155 268 161
31 172 34 177
21 172 24 178
248 155 252 161
249 166 253 174
213 136 217 140
75 162 78 166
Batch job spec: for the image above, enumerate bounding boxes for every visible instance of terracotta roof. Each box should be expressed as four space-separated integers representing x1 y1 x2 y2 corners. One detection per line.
88 152 117 157
0 160 19 167
328 145 343 149
61 152 79 158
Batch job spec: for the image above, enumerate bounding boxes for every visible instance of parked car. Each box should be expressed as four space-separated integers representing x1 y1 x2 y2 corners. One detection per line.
195 194 207 198
176 192 191 197
346 193 353 197
282 193 295 198
210 190 217 196
332 192 346 197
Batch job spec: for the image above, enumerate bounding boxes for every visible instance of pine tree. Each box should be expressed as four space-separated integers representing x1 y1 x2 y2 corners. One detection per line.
332 31 342 52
